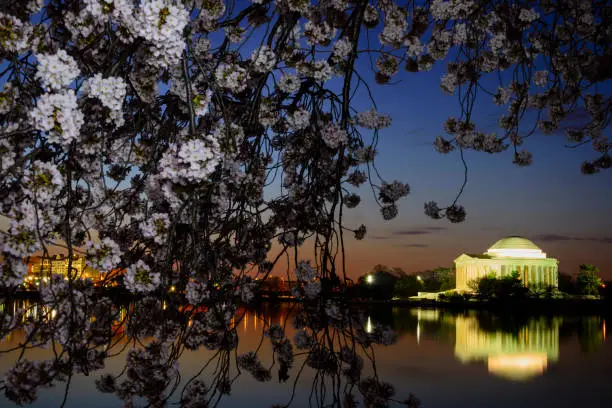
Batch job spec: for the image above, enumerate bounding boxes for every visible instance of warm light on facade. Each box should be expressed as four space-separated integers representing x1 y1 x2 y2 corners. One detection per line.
455 237 559 291
485 248 546 259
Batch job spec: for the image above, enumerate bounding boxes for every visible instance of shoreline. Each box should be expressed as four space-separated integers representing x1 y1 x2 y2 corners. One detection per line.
3 290 610 315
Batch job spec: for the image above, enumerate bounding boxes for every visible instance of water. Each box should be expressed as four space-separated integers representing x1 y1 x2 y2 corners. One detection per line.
0 301 610 407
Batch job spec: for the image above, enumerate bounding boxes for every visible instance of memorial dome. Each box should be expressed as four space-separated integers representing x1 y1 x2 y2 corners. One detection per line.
485 236 546 259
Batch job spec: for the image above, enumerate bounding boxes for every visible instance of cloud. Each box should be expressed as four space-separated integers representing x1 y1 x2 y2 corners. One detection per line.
534 234 612 244
534 234 574 242
479 226 505 231
368 235 392 240
392 226 446 236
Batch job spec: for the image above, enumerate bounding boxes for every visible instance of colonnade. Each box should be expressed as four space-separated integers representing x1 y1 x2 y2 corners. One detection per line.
502 264 558 288
456 261 558 290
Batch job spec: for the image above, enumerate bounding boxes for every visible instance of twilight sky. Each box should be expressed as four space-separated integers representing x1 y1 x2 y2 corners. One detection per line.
321 56 612 280
1 10 610 280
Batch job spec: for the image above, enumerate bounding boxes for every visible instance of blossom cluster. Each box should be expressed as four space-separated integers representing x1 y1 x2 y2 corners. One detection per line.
215 63 250 93
331 37 352 63
139 213 171 245
250 45 277 73
83 74 127 127
30 90 84 147
379 181 410 204
237 351 271 382
0 13 34 53
84 238 122 272
158 136 221 185
186 280 210 305
354 108 392 130
23 161 64 205
125 260 160 293
277 74 301 93
132 0 189 68
35 51 80 91
287 108 310 130
320 123 348 149
292 261 321 300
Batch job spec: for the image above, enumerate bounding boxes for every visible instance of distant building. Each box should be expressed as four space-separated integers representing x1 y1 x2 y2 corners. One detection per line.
26 254 102 285
454 236 558 291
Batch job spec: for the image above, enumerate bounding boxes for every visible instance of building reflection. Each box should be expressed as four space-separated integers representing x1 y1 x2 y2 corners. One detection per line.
235 303 295 334
404 308 606 382
454 315 560 381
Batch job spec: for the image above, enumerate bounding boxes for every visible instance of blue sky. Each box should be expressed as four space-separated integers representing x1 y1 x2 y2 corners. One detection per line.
334 50 612 279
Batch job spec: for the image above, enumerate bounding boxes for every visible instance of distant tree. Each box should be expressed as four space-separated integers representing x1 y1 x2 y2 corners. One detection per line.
358 270 398 300
371 264 393 274
391 267 407 277
425 267 455 292
576 264 603 296
496 272 528 298
469 273 498 298
557 272 576 294
393 275 423 298
469 271 527 299
577 316 605 354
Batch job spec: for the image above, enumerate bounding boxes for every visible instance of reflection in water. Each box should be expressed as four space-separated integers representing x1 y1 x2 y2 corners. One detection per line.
487 353 547 380
412 309 439 345
0 299 609 407
454 316 560 381
366 315 374 334
1 298 413 407
398 307 607 383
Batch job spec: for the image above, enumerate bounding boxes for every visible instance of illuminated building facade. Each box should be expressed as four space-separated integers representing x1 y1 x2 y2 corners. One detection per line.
26 254 101 285
454 237 559 291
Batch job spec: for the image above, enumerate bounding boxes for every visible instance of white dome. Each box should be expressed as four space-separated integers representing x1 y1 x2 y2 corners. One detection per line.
485 236 546 259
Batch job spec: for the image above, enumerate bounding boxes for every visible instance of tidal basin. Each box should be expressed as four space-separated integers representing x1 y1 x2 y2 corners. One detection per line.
1 302 610 407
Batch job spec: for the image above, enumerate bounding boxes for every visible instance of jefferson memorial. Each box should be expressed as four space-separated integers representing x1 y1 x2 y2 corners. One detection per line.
455 237 559 291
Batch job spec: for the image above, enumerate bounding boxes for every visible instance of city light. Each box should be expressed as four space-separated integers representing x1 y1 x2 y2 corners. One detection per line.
366 275 374 284
366 316 374 333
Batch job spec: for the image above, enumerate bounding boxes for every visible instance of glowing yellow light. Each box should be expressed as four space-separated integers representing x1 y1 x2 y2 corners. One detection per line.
486 248 546 259
169 285 176 292
366 316 374 333
366 275 374 284
488 353 548 381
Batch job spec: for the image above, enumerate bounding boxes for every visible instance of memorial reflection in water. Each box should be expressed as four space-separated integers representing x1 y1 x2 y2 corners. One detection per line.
404 307 607 383
454 315 560 381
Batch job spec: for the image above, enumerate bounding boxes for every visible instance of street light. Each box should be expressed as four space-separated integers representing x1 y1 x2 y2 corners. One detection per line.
366 275 374 284
416 275 422 282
